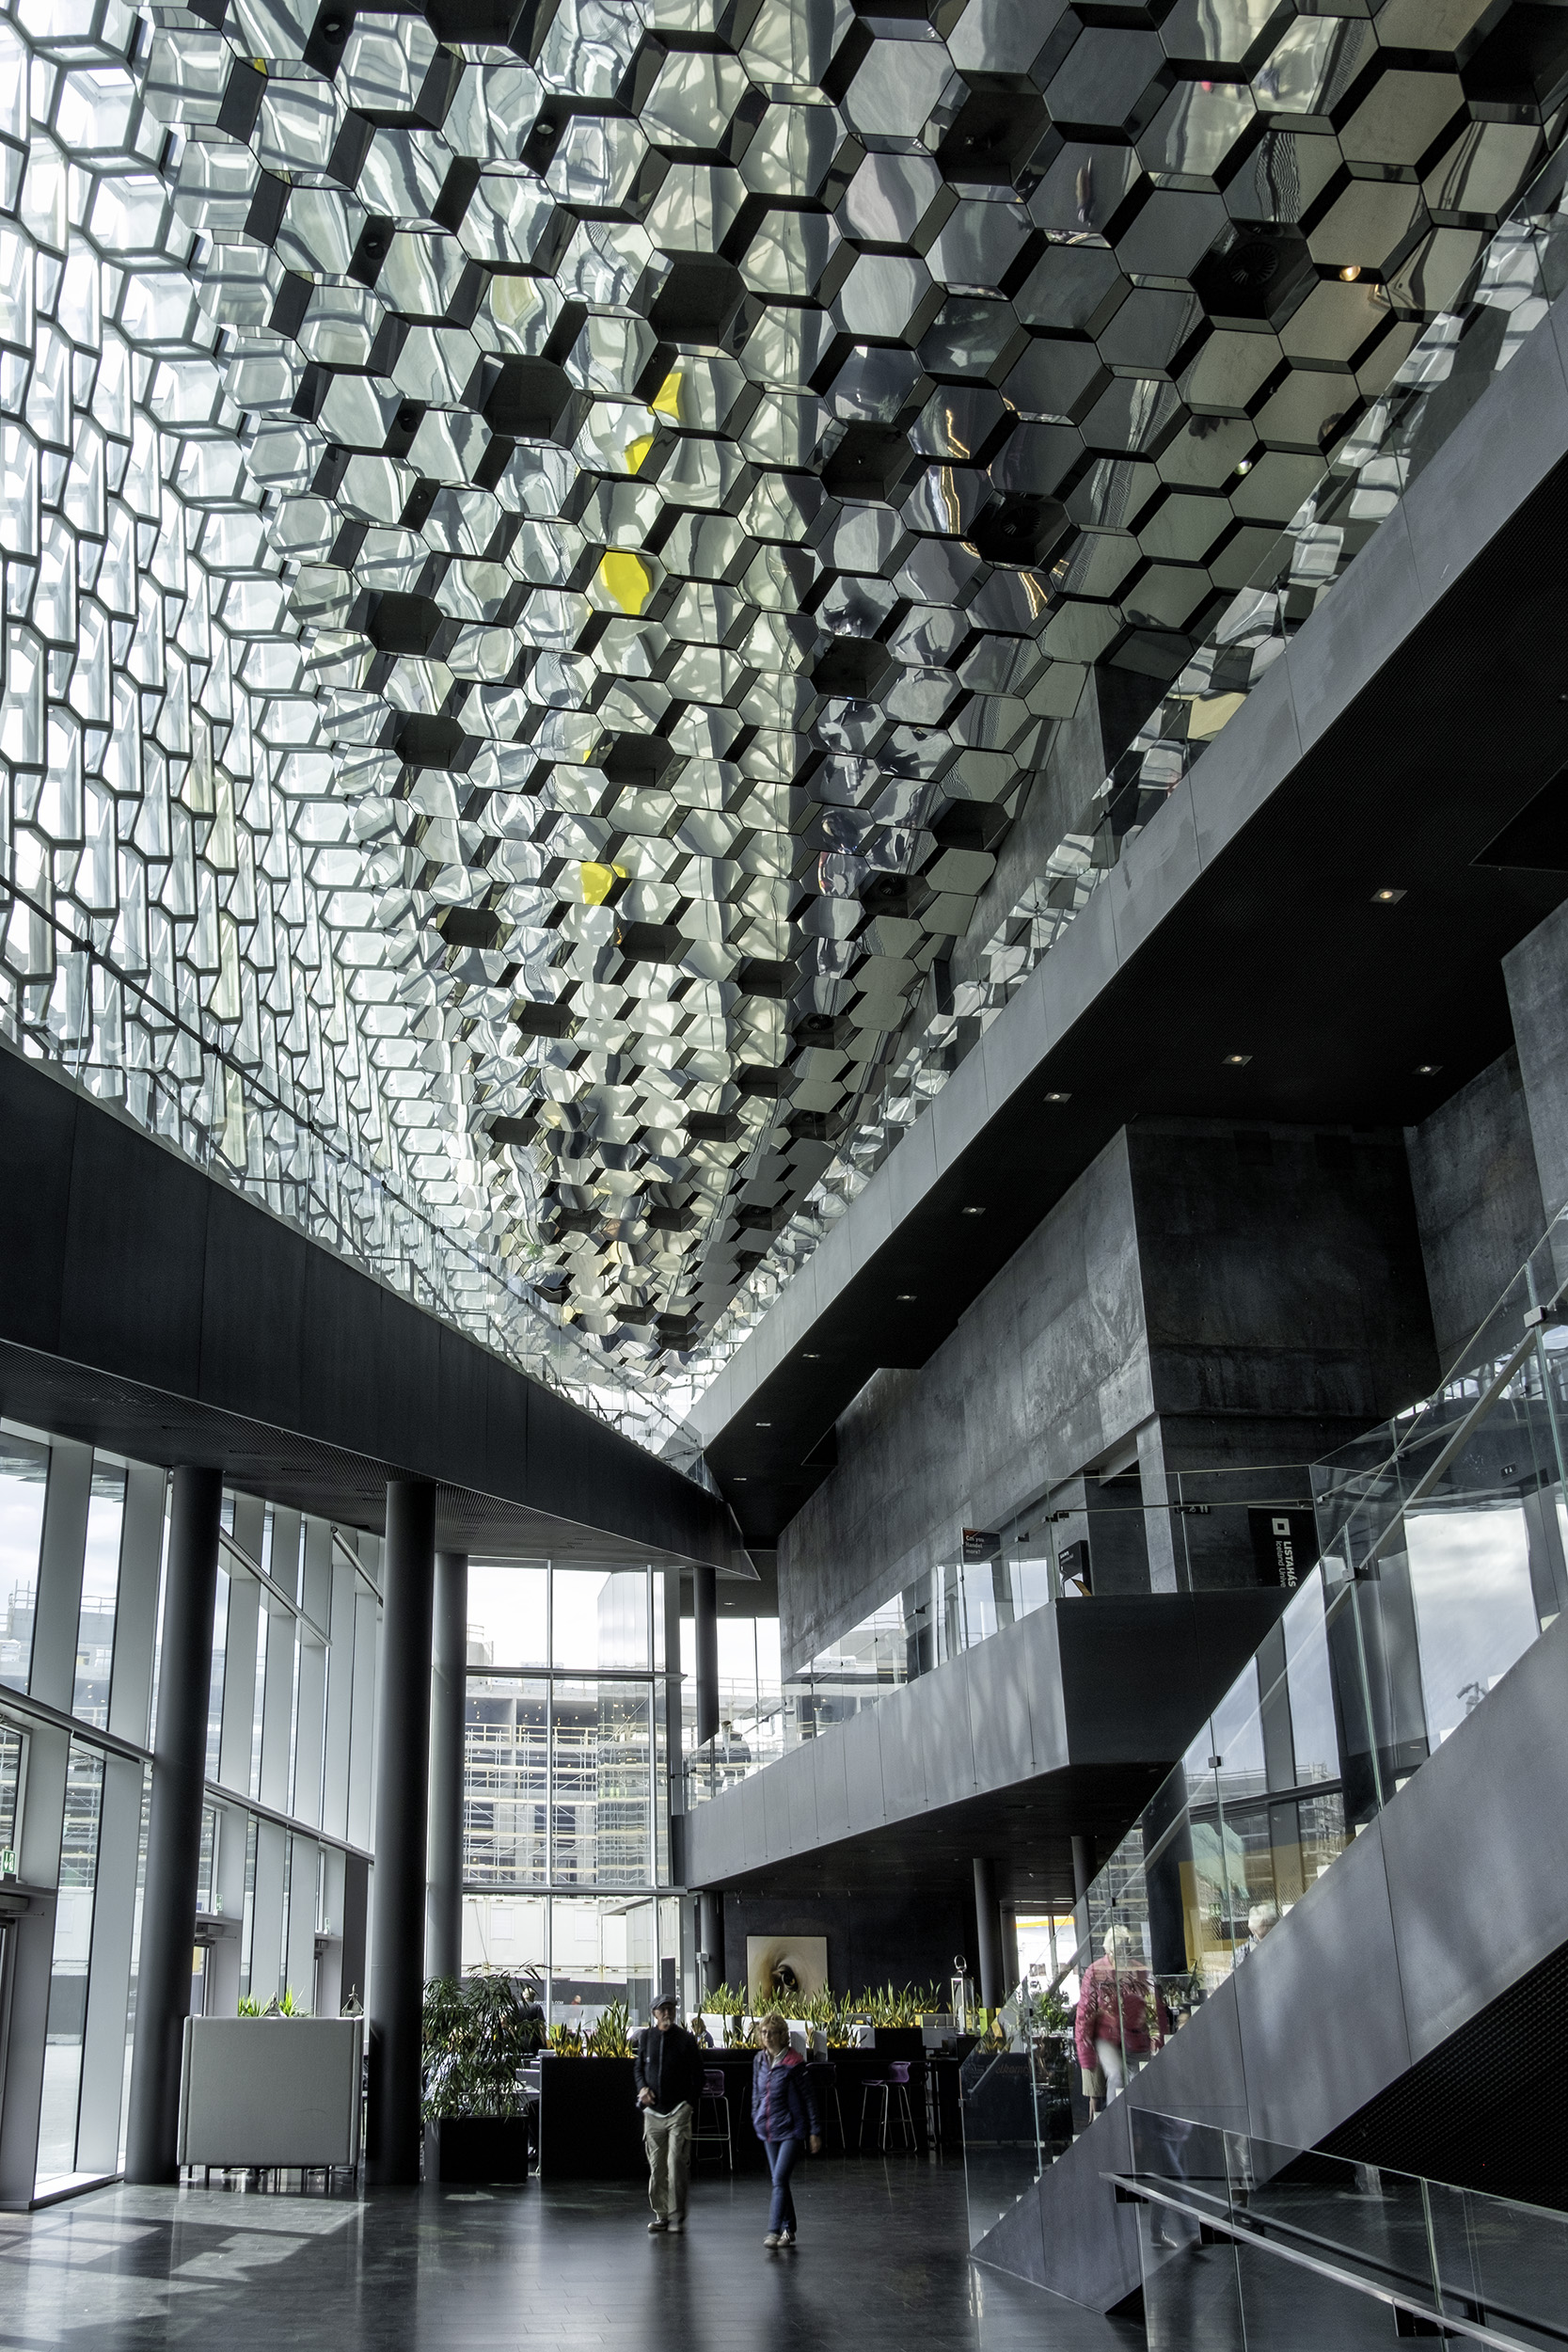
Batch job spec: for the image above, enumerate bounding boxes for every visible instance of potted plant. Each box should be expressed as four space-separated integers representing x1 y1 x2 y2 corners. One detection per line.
421 1973 533 2184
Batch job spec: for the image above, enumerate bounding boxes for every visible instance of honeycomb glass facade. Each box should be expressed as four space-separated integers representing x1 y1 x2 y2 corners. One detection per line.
2 0 1561 1473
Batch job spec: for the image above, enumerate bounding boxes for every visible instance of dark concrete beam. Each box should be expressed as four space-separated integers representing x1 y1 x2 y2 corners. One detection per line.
0 1042 740 1571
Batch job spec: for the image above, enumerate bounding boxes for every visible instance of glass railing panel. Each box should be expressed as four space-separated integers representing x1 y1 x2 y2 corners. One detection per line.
1122 2111 1568 2352
1425 2179 1568 2352
958 1988 1046 2250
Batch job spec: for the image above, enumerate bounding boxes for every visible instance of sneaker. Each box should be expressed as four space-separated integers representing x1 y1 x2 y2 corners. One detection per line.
763 2232 781 2249
648 2218 668 2233
778 2231 796 2248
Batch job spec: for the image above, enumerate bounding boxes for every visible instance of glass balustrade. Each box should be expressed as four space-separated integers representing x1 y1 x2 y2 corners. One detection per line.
1122 2109 1568 2352
681 1463 1319 1807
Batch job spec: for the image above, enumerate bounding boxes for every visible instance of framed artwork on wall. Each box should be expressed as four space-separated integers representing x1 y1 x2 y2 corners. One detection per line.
746 1934 829 2010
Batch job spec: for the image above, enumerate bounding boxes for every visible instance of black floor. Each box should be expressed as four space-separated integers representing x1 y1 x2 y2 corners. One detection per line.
0 2158 1139 2352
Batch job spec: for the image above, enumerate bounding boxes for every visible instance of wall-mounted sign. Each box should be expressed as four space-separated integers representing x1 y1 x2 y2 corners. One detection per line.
1248 1507 1319 1589
961 1529 1000 1563
1056 1539 1091 1597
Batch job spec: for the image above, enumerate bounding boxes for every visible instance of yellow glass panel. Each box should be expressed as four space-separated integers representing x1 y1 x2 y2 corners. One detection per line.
579 861 627 906
598 551 653 613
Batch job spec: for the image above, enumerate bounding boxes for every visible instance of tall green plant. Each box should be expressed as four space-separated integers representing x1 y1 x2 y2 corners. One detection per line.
421 1974 534 2122
587 1998 632 2057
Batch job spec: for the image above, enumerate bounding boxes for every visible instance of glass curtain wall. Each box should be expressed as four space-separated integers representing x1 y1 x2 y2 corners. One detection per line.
461 1562 679 2022
0 1425 381 2200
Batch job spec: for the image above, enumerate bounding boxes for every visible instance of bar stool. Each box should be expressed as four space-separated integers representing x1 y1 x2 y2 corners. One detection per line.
692 2067 733 2169
805 2058 845 2150
858 2059 920 2153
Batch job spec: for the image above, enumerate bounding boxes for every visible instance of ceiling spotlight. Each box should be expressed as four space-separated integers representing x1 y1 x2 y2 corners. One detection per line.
800 1350 820 1360
1236 458 1252 474
1370 886 1406 904
1223 1053 1253 1067
755 1420 771 1427
1415 1063 1442 1076
895 1292 917 1302
1043 1090 1071 1104
732 1475 748 1483
960 1204 986 1216
1339 263 1362 281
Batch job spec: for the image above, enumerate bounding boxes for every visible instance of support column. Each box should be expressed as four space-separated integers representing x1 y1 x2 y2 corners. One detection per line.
125 1466 223 2185
973 1855 1004 2009
425 1549 467 1984
367 1479 436 2186
698 1889 723 1995
693 1564 719 1748
1070 1833 1095 1977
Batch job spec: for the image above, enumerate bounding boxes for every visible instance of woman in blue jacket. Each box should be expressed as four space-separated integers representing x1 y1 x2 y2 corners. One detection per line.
751 2014 821 2247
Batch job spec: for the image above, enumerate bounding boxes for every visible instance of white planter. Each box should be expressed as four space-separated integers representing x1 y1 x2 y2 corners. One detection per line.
177 2016 363 2169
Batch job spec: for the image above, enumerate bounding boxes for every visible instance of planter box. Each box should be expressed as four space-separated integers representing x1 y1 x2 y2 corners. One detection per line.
537 2055 643 2181
177 2016 363 2170
872 2026 925 2058
425 2117 529 2185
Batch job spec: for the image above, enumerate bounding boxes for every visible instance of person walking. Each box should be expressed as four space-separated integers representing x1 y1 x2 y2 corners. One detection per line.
751 2015 821 2249
635 1994 705 2234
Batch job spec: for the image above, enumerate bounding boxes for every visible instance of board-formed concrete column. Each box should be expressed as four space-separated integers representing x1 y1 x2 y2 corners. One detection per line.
125 1465 224 2184
367 1480 436 2185
425 1550 467 1984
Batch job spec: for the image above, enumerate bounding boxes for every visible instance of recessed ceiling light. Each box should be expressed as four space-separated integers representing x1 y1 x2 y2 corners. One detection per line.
733 1475 748 1483
1415 1063 1442 1076
1043 1090 1071 1104
755 1420 771 1427
1339 263 1362 282
960 1204 986 1216
1371 887 1406 904
800 1351 820 1360
895 1292 917 1302
1236 458 1252 474
1223 1053 1252 1067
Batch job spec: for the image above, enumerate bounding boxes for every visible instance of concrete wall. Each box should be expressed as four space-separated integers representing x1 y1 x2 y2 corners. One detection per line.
1505 896 1568 1225
1405 1048 1545 1374
720 1889 972 2000
777 1134 1148 1670
777 1120 1435 1671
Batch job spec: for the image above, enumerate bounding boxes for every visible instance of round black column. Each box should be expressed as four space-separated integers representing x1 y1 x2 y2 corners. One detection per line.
693 1565 719 1748
367 1479 436 2185
698 1889 723 1996
425 1549 467 1984
973 1854 1004 2009
124 1465 223 2184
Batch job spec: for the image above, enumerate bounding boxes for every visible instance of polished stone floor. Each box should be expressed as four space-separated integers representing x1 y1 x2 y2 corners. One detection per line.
0 2157 1137 2352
